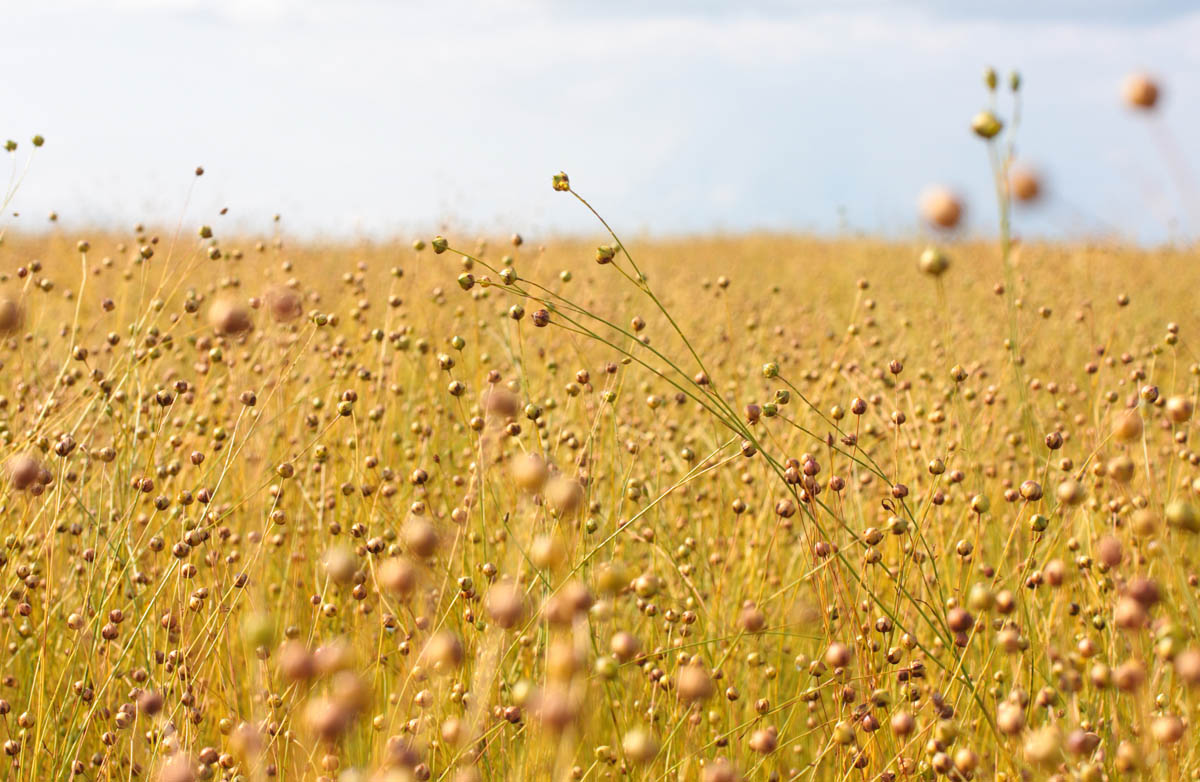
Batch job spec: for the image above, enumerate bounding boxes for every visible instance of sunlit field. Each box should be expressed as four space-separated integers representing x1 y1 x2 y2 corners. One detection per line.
3 71 1200 782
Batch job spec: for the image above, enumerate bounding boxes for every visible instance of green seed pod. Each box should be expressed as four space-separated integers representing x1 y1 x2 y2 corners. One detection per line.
971 111 1003 139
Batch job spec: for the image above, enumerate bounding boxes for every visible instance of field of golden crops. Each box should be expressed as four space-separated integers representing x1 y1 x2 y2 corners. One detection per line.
0 62 1196 782
2 187 1200 782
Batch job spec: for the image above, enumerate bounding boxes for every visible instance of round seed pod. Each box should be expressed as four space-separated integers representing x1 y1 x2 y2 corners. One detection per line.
1009 166 1042 202
6 454 42 491
378 557 418 596
264 285 303 322
1112 409 1143 442
677 663 715 704
511 453 549 493
1122 72 1159 109
208 299 253 335
484 582 525 629
0 298 24 334
545 475 584 516
1166 395 1194 423
919 186 963 230
481 387 520 420
918 246 950 277
403 518 440 558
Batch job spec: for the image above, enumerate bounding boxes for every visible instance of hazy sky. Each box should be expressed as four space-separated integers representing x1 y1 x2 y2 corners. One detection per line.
3 0 1200 242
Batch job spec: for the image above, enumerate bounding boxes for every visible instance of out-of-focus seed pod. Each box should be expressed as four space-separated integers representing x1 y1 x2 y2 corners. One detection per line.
1112 409 1143 442
530 533 566 570
0 298 24 334
919 186 963 230
278 641 317 682
971 110 1003 139
485 582 525 629
1166 501 1200 533
264 285 303 322
737 602 766 633
1009 165 1042 202
323 546 357 586
511 453 549 492
1056 479 1086 506
6 454 42 491
918 246 950 277
1151 715 1184 745
1096 536 1123 568
1166 395 1194 423
1174 648 1200 685
481 387 520 420
545 475 584 516
622 728 659 763
748 727 778 754
677 663 715 704
421 631 464 671
208 299 253 335
403 519 440 558
1023 725 1063 768
610 631 641 662
996 701 1025 735
1122 72 1159 110
378 557 418 596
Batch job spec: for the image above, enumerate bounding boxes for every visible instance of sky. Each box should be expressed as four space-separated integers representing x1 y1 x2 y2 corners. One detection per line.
3 0 1200 243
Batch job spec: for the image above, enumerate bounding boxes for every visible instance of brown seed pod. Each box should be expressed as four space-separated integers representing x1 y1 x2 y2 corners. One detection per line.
421 631 464 670
1111 409 1143 442
264 285 303 322
737 602 766 633
545 475 584 516
1122 72 1159 110
0 298 24 334
484 582 526 629
677 663 715 703
378 557 418 596
480 387 520 421
278 641 317 682
510 453 549 493
1166 395 1194 423
748 727 778 754
208 298 253 335
610 631 641 662
622 728 659 763
1096 535 1123 568
1174 648 1200 685
6 454 42 491
403 518 440 558
1008 166 1042 203
919 186 963 230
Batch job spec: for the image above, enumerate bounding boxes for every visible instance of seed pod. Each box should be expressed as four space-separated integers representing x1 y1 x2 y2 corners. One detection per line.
1112 409 1143 442
378 557 418 596
6 454 42 491
403 519 440 558
919 186 963 230
545 475 584 516
0 298 24 334
1009 166 1042 202
622 728 659 763
264 286 303 322
677 663 715 704
511 453 549 492
208 299 253 335
1122 72 1159 109
918 246 950 277
485 582 525 629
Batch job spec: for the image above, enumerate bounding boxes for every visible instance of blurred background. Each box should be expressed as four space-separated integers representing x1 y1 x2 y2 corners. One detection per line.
3 0 1198 243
